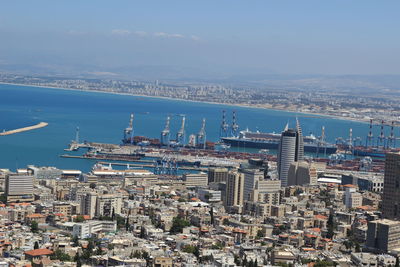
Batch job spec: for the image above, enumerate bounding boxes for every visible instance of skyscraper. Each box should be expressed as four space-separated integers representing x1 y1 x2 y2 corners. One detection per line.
225 171 244 213
277 121 304 187
382 152 400 219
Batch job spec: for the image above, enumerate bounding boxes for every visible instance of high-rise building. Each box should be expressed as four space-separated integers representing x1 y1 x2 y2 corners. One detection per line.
5 174 34 203
208 167 228 183
242 169 265 202
80 192 97 219
287 161 317 186
277 122 304 187
382 152 400 219
96 194 122 217
366 219 400 252
225 171 244 213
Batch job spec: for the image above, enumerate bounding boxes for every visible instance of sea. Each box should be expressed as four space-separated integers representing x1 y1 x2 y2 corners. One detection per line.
0 83 381 172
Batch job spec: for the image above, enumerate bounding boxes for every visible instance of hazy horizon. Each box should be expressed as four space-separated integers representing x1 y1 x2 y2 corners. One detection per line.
1 1 400 80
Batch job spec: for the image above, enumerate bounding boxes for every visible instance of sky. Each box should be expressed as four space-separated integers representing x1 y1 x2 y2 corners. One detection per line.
0 1 400 79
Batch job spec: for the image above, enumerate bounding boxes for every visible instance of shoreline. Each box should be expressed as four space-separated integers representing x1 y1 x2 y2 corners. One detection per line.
0 81 368 124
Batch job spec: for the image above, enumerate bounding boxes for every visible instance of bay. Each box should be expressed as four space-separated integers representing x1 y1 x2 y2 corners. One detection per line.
0 83 380 172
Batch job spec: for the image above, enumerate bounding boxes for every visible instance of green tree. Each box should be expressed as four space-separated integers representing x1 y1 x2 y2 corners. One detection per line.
355 242 361 252
89 183 96 189
30 221 39 233
209 206 214 225
256 229 265 239
111 208 115 221
115 214 126 229
170 216 190 234
75 254 82 267
74 215 86 223
326 212 335 239
125 218 130 231
182 245 197 254
222 218 230 225
52 250 71 262
72 236 79 247
34 241 39 249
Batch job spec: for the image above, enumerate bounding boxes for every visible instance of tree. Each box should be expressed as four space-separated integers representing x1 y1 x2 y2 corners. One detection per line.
256 229 265 239
89 183 96 189
30 221 39 233
74 254 82 266
169 216 190 234
72 236 79 247
74 215 85 223
209 206 214 225
182 245 196 254
222 218 230 225
111 208 115 221
52 249 71 262
326 212 335 239
125 218 130 231
355 242 361 252
395 257 399 267
34 241 39 249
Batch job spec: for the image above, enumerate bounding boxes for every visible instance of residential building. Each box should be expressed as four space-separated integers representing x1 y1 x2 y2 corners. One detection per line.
5 174 34 203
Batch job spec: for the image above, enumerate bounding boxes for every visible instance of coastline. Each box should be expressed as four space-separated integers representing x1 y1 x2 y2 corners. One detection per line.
0 81 368 124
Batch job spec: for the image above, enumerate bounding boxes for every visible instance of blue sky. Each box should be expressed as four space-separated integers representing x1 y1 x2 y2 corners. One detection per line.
0 1 400 77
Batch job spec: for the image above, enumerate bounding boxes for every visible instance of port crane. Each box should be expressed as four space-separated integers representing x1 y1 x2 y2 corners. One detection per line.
176 115 186 145
196 118 207 149
220 110 229 138
160 116 171 146
231 111 239 137
123 113 134 144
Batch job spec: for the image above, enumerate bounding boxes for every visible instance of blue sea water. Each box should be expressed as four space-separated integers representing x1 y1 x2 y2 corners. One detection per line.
0 83 381 172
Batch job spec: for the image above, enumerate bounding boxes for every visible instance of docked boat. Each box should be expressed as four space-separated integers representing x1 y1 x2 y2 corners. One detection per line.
221 129 337 154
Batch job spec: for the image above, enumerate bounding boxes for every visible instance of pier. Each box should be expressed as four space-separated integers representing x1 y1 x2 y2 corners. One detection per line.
0 122 48 136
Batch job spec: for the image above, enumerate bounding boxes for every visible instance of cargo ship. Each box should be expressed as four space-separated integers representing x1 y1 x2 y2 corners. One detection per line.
352 147 400 158
221 129 337 154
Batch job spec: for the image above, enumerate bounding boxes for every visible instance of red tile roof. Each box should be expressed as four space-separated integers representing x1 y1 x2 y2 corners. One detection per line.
25 248 53 257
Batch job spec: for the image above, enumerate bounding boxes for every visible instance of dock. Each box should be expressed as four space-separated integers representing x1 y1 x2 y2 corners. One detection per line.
0 122 48 136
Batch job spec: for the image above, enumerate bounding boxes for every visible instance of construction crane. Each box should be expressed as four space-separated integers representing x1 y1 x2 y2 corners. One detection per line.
196 118 207 149
231 111 239 137
160 116 171 146
176 115 186 145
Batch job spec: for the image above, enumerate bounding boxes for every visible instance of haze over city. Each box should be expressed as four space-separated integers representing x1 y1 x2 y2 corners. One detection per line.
1 1 400 80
